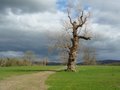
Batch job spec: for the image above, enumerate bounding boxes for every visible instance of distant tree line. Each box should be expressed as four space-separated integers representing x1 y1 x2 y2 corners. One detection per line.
0 51 49 67
0 58 31 67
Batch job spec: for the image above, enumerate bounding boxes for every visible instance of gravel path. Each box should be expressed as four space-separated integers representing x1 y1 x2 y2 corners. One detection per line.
0 71 55 90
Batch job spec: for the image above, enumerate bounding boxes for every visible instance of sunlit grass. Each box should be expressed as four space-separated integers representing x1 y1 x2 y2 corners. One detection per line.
47 66 120 90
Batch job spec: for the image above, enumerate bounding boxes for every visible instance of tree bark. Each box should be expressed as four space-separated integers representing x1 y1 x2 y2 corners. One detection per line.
66 27 79 71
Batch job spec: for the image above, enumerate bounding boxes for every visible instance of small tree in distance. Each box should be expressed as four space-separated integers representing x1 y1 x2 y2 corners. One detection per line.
23 51 36 65
82 46 97 65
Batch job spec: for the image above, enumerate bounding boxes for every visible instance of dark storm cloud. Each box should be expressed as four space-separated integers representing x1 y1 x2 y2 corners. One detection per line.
80 32 120 60
0 27 51 57
0 12 53 56
0 0 56 14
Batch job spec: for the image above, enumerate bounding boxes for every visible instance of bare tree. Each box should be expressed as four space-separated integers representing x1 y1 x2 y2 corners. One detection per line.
42 57 49 66
23 51 36 65
59 51 68 65
53 32 71 65
47 30 71 65
62 2 91 71
82 46 97 65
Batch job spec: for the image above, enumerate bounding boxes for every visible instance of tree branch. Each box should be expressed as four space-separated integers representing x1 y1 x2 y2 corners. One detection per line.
67 9 73 25
80 11 84 23
71 38 74 44
78 11 87 27
82 17 87 25
78 11 83 26
78 36 91 40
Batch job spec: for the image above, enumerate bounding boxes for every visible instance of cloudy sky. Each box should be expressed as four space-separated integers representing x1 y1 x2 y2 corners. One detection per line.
0 0 120 61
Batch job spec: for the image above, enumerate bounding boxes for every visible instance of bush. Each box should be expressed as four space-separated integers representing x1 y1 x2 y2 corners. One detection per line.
0 58 32 67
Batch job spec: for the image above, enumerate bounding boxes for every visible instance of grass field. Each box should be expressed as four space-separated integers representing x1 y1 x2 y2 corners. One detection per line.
47 66 120 90
0 66 61 80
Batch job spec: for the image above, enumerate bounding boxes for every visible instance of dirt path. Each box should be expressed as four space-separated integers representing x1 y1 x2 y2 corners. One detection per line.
0 71 55 90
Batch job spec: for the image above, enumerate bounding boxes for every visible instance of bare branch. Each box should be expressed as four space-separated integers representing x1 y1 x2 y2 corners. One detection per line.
70 38 74 45
77 11 83 26
80 11 84 23
83 17 87 24
67 9 73 25
62 20 72 32
77 11 88 27
78 36 91 40
64 42 71 50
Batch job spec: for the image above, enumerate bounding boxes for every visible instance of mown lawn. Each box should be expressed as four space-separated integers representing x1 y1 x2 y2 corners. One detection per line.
47 66 120 90
0 66 61 80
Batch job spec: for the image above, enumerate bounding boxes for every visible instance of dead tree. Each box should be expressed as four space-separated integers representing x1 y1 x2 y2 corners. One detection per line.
82 46 97 65
64 6 91 71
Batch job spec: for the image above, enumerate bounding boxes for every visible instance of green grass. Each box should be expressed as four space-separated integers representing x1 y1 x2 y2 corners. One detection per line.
0 66 61 80
47 66 120 90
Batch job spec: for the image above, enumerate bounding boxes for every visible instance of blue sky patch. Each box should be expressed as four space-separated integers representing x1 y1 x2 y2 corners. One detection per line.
56 0 67 11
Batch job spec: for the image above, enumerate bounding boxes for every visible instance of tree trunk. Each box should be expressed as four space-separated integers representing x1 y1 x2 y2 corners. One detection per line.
67 51 77 71
66 28 79 71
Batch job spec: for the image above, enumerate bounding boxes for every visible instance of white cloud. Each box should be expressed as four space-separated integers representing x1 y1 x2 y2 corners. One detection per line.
0 51 24 57
0 9 66 33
